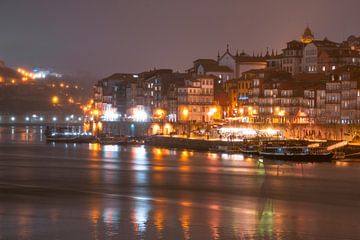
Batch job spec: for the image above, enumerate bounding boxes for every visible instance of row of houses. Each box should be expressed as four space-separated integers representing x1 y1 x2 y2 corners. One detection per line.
93 69 216 123
93 27 360 125
230 66 360 125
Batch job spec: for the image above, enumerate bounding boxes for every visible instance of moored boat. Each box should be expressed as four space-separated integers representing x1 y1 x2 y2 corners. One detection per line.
45 132 95 143
240 145 259 155
259 146 333 162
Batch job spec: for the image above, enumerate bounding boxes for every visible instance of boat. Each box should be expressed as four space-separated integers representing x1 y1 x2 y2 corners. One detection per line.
45 132 95 143
259 146 333 162
240 145 259 155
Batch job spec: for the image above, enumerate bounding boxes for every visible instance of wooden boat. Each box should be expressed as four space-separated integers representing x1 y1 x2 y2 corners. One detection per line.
259 146 333 162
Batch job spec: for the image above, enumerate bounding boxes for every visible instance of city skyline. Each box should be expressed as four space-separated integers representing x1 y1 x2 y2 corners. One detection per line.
1 0 360 77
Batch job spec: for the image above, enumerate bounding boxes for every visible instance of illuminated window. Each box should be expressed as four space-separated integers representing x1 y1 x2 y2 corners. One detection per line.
322 66 326 72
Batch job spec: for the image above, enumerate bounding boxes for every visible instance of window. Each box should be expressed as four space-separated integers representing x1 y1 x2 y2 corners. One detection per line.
332 66 336 70
322 66 326 72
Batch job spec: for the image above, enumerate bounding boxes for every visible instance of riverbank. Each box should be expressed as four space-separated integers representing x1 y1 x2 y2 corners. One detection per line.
145 135 310 151
145 136 360 159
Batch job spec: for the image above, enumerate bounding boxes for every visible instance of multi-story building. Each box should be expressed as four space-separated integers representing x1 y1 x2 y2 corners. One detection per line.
303 86 326 123
225 79 239 116
301 32 360 74
325 65 360 124
93 73 137 116
224 77 253 117
177 76 215 123
279 27 360 75
143 69 188 121
282 40 304 75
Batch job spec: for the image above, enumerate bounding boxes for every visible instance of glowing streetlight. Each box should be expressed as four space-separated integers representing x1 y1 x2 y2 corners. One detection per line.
208 107 217 117
154 108 165 118
133 109 148 122
52 96 59 104
182 108 189 119
278 110 286 117
239 108 244 115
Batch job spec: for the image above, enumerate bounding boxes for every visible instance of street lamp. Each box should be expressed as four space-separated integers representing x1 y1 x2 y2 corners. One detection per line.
182 108 190 137
182 108 189 119
208 107 217 120
51 96 59 105
154 108 165 119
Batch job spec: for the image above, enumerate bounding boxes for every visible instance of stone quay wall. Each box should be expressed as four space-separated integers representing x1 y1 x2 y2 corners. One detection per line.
102 121 360 141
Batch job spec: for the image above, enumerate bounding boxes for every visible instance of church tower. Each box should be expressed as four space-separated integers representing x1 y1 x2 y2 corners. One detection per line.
301 26 314 44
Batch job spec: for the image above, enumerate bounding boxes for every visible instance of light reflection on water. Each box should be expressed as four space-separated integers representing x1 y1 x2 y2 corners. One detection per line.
0 126 359 239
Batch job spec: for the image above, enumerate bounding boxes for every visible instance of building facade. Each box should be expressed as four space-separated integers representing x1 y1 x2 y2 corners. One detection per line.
177 76 215 123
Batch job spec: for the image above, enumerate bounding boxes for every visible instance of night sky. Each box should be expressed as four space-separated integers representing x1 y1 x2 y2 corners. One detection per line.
0 0 359 78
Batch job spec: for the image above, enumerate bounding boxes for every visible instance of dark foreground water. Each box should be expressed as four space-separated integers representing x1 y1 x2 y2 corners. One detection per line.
0 126 359 240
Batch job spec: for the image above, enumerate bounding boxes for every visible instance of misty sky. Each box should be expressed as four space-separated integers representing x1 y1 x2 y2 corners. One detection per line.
0 0 359 78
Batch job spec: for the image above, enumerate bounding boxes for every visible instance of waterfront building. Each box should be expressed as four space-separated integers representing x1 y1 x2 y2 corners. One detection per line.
302 82 326 124
143 69 188 121
224 79 239 117
177 76 215 123
224 77 253 118
325 65 360 124
92 27 360 128
93 73 137 117
125 74 147 117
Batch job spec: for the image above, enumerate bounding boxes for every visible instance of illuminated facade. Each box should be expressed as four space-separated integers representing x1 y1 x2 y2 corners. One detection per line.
325 66 360 124
177 76 215 123
143 69 188 121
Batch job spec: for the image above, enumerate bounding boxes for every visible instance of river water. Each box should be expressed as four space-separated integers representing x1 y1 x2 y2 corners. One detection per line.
0 126 359 239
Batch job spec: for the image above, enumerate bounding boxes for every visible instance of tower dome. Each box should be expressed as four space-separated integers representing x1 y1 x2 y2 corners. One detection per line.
301 26 314 44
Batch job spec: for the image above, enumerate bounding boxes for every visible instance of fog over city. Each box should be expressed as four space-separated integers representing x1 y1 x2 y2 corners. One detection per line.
0 0 359 77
